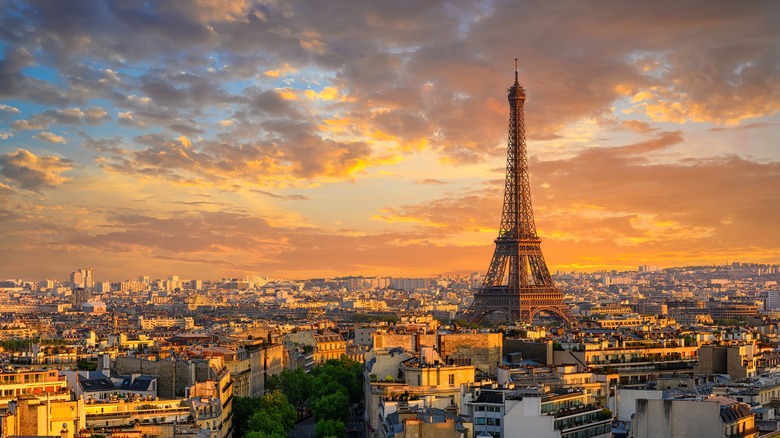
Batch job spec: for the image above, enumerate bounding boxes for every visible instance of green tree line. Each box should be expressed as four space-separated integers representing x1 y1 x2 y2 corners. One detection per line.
233 356 363 438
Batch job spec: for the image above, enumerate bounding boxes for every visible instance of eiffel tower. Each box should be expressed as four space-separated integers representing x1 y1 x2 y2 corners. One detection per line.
468 61 575 326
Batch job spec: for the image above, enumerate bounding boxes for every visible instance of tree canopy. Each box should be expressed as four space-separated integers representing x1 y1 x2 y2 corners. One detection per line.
315 418 347 438
236 356 363 438
244 390 296 437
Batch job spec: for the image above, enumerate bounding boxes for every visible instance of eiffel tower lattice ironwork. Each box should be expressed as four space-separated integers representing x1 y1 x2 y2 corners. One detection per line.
468 62 575 326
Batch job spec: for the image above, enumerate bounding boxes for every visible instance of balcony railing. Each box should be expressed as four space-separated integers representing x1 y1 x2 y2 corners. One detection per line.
554 404 600 419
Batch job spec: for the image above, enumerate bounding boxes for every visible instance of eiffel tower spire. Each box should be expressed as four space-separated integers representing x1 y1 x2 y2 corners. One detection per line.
468 62 575 325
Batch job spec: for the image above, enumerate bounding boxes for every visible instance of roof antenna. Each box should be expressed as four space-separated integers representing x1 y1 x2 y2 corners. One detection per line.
514 58 519 84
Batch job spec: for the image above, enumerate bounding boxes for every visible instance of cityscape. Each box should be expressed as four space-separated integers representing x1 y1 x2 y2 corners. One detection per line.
2 1 780 438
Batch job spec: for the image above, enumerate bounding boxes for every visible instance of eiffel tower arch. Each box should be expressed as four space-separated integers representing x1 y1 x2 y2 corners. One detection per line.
467 62 575 327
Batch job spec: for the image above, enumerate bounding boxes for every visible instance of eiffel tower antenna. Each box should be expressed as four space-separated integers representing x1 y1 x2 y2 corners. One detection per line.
467 62 575 326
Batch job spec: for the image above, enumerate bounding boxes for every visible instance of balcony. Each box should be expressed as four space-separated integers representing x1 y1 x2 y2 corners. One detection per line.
553 404 601 419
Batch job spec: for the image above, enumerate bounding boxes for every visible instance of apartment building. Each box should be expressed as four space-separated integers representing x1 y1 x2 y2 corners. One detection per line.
0 368 70 413
461 384 612 438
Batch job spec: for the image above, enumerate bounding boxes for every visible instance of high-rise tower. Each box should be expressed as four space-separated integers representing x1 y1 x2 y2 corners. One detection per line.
468 62 575 325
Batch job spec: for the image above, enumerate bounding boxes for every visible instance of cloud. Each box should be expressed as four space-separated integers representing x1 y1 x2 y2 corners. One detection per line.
377 133 780 268
157 0 253 24
0 181 15 196
416 179 448 185
0 148 74 192
0 47 35 95
11 119 48 131
0 104 20 114
620 120 657 134
709 122 778 132
97 106 391 186
0 0 779 278
251 189 310 201
32 131 67 144
43 208 489 279
10 106 111 131
304 87 340 101
264 63 296 78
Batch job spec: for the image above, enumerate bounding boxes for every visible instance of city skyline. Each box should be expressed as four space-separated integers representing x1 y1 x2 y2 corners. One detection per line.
1 1 779 280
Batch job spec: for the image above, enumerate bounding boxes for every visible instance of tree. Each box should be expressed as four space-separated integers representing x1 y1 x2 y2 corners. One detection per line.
258 390 296 432
679 334 696 347
245 431 286 438
311 357 363 404
246 390 296 436
232 397 262 438
248 410 286 436
312 378 349 401
77 359 97 371
315 418 347 438
266 368 314 408
312 390 350 422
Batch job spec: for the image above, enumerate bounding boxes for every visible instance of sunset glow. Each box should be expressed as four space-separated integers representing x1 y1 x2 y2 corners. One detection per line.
0 1 778 280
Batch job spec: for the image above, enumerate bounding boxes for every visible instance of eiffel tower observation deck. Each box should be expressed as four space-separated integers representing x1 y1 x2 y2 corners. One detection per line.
468 62 575 326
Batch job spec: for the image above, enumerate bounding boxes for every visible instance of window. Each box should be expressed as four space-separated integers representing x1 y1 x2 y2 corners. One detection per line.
475 418 486 425
449 374 455 386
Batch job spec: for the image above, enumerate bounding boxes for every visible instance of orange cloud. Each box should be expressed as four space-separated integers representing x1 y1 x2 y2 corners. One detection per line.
0 148 73 192
264 63 297 78
32 131 67 144
305 87 340 101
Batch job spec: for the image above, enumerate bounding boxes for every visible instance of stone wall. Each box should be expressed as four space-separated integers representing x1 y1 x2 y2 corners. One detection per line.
503 339 553 366
115 357 201 398
116 357 176 398
373 333 438 351
439 333 502 375
727 348 748 380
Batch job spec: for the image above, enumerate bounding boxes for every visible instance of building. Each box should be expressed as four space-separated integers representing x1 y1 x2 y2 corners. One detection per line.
707 302 759 319
115 356 224 399
313 331 346 364
248 341 284 397
0 368 70 413
1 397 85 438
72 288 91 308
139 316 195 331
70 268 94 290
355 327 379 348
402 347 476 389
462 384 612 438
373 332 502 375
694 344 758 380
555 338 697 376
186 361 234 438
381 402 470 438
631 397 758 438
713 378 780 406
767 290 780 311
364 346 475 436
81 301 107 314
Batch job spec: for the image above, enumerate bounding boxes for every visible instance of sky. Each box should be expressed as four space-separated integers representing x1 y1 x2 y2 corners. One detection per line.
1 0 779 282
